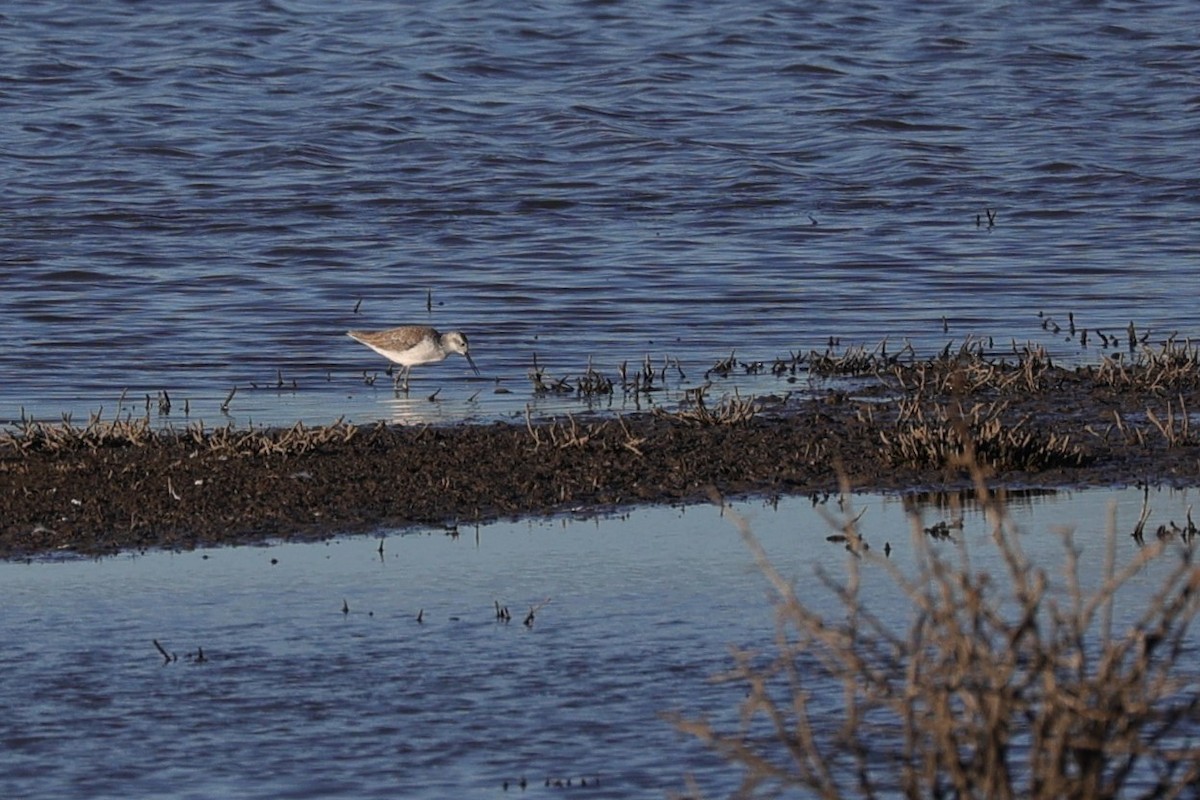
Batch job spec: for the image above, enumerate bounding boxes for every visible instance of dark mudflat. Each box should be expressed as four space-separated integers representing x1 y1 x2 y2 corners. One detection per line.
3 368 1200 559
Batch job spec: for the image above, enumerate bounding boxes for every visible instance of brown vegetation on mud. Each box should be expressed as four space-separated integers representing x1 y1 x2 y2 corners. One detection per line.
5 338 1200 557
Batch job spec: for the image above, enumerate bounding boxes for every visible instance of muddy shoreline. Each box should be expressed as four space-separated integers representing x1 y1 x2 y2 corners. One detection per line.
5 355 1200 559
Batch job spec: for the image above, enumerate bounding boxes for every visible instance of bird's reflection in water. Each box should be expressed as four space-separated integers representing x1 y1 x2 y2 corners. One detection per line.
380 393 477 426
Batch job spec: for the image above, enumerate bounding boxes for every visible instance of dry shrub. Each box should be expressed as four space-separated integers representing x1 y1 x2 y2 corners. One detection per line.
807 335 1200 399
808 343 892 377
1094 339 1200 393
879 400 1086 471
888 342 1055 396
0 410 158 453
672 464 1200 799
657 387 759 427
1 410 358 457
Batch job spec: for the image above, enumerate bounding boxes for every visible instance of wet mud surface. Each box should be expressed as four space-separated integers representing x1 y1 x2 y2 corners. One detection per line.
5 370 1200 558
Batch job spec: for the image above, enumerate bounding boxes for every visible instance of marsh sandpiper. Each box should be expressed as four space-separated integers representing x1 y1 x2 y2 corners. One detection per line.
347 325 479 391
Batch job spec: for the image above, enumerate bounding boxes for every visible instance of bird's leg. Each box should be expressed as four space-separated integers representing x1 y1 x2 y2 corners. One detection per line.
400 366 411 393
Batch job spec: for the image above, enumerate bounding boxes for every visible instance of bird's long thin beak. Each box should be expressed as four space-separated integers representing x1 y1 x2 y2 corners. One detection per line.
465 351 480 376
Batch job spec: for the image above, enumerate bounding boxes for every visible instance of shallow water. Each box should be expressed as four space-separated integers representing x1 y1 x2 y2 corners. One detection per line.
3 0 1200 426
3 486 1197 799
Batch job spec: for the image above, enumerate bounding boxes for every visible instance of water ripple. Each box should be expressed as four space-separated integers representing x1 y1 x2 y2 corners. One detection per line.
1 0 1198 426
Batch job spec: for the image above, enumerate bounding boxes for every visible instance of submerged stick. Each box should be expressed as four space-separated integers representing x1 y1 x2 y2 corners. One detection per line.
1132 485 1151 544
153 639 173 664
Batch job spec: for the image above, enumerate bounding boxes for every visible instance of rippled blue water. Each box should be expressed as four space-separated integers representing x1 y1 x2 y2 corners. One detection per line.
3 0 1199 424
2 488 1195 799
